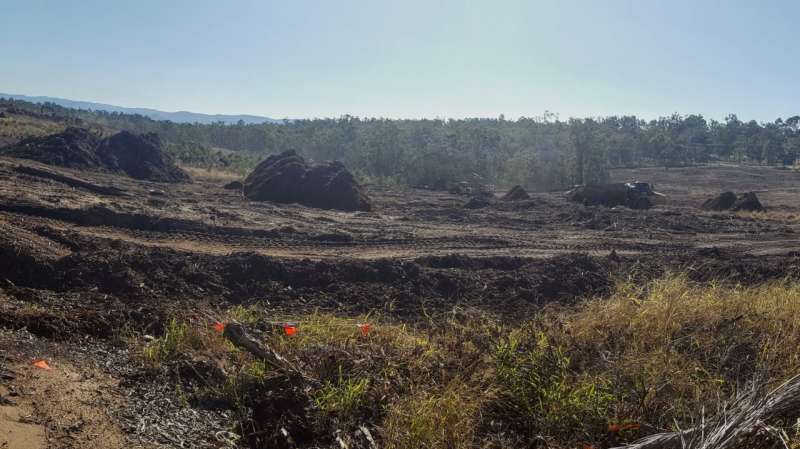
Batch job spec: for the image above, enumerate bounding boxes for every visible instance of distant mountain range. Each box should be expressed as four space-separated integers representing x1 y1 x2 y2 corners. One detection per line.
0 93 283 125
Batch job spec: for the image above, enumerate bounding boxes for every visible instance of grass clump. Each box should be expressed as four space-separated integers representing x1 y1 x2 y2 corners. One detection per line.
493 328 615 439
224 304 262 325
313 371 370 417
270 312 428 355
382 384 482 449
142 318 214 365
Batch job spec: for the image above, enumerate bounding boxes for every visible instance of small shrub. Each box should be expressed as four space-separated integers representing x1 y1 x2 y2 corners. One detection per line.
313 370 370 417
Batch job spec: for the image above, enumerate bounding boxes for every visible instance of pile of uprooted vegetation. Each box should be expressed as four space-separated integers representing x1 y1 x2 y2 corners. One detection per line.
0 126 101 168
502 185 530 201
96 131 189 182
567 182 658 209
703 191 765 212
131 275 800 449
243 150 372 211
0 127 189 182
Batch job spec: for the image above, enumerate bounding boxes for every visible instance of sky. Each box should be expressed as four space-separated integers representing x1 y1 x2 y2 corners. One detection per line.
1 0 798 121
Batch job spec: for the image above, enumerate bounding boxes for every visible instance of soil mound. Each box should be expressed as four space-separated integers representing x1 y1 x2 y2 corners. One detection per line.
702 191 737 210
1 128 188 183
244 151 371 211
96 131 189 183
502 185 530 201
567 182 653 209
464 196 492 209
449 182 470 195
733 192 764 211
702 191 764 212
243 151 306 203
0 127 102 168
223 180 243 190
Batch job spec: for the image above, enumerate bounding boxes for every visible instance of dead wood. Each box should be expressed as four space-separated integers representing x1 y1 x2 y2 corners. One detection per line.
615 373 800 449
222 322 319 386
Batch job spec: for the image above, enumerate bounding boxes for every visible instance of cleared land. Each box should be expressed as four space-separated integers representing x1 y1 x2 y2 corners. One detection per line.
4 151 800 448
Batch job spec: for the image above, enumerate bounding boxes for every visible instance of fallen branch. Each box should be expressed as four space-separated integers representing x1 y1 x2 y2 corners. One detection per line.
222 322 319 386
615 374 800 449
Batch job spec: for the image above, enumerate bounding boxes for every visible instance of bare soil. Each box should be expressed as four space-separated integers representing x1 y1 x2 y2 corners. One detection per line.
3 157 800 447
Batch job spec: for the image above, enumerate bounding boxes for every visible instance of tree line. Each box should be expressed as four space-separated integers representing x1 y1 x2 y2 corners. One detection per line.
4 98 800 190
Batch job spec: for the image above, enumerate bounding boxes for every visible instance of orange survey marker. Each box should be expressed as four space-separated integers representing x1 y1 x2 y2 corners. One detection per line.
31 359 52 370
608 422 640 433
358 323 371 336
621 422 641 431
283 323 297 336
212 322 226 334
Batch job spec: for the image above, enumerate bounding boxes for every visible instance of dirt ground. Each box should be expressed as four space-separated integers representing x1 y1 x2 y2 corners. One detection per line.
4 157 800 447
0 326 129 449
3 158 799 260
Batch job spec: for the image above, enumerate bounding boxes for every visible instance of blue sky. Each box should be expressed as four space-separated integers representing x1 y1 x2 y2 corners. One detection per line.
1 0 797 120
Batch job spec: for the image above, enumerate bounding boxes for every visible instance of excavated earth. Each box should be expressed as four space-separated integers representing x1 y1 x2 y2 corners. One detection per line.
3 157 800 447
0 127 188 183
243 150 371 211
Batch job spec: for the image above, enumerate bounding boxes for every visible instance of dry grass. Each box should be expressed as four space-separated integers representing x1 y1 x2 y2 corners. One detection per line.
563 276 800 434
181 165 242 183
0 114 65 146
142 318 232 365
382 383 483 449
736 209 800 223
133 278 800 448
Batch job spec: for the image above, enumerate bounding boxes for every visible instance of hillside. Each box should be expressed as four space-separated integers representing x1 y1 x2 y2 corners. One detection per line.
0 93 283 125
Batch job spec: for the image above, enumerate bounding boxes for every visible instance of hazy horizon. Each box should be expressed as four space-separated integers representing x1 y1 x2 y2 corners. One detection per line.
2 0 798 121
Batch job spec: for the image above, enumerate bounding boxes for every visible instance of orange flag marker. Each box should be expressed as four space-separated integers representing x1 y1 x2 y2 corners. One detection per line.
283 323 297 336
212 322 225 334
31 359 52 370
358 323 371 336
621 422 641 431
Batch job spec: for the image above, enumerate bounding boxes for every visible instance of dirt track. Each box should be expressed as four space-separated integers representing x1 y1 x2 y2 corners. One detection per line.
4 157 800 447
2 157 799 261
